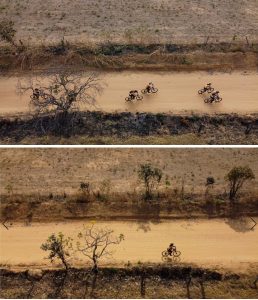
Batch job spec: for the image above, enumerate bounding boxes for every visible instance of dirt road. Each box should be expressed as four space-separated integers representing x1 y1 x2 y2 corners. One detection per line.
0 72 257 115
1 219 257 269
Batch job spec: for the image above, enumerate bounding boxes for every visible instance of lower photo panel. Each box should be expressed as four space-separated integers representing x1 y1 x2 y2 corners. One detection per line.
0 148 258 299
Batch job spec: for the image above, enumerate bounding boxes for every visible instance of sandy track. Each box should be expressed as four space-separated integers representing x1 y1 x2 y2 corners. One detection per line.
0 219 257 269
0 72 257 115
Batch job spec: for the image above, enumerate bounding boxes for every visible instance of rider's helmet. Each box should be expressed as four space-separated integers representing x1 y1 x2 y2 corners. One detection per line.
216 91 219 93
207 83 211 85
169 243 174 247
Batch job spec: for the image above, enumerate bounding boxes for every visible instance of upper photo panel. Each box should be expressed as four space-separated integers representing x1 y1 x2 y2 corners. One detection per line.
0 0 257 145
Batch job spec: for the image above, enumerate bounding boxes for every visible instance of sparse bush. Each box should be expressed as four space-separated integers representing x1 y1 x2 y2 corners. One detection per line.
0 20 16 46
41 232 73 270
138 163 163 200
80 182 90 194
206 177 215 186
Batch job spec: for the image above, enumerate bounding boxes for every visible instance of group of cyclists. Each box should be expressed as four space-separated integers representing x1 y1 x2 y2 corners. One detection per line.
126 82 158 102
198 83 222 103
126 82 222 104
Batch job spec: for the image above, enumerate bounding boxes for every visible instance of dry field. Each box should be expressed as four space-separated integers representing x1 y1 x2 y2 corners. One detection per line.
1 148 258 195
0 0 258 44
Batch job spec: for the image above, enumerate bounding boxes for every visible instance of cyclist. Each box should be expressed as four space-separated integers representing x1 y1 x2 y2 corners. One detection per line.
210 90 220 102
129 90 139 100
205 83 212 90
146 82 154 93
167 243 177 256
32 88 40 100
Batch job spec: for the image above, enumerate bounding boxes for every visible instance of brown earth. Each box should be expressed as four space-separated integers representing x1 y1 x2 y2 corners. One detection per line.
0 0 258 44
1 148 258 222
1 148 258 195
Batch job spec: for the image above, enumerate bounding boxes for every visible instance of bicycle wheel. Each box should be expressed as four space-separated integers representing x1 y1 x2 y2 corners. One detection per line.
173 251 181 257
125 97 132 102
215 97 222 102
172 256 181 263
162 250 169 257
198 89 205 95
141 89 148 94
136 95 143 101
204 98 210 103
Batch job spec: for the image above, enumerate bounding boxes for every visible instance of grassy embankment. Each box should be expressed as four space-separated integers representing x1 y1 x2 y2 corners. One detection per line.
0 41 258 73
1 189 258 222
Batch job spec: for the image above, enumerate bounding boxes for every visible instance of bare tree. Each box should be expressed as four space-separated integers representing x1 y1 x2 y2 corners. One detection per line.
18 71 103 115
17 71 103 134
77 224 124 297
77 224 124 271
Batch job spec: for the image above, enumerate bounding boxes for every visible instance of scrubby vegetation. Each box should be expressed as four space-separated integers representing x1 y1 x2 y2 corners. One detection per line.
0 40 257 72
0 112 258 145
1 163 257 222
1 264 257 299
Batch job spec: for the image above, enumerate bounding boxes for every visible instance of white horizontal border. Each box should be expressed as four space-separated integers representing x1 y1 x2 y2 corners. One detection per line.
0 145 257 149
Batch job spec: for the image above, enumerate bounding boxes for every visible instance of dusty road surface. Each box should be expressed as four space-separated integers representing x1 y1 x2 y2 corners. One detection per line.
0 72 257 115
1 219 257 268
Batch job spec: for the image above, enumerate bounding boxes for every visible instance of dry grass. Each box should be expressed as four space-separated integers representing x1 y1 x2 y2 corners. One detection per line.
0 148 257 194
0 0 258 45
0 43 257 72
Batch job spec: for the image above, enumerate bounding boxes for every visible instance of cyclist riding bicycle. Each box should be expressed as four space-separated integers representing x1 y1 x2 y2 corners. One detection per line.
33 88 40 100
210 91 220 102
167 243 177 256
146 82 154 93
129 90 139 99
204 83 212 91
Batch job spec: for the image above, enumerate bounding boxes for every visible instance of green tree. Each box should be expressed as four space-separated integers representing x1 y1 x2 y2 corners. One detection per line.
225 166 255 204
138 163 163 199
41 232 73 270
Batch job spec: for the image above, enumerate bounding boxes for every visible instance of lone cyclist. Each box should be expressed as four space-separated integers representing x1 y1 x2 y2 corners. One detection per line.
167 243 177 256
